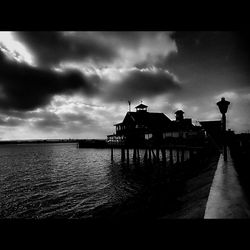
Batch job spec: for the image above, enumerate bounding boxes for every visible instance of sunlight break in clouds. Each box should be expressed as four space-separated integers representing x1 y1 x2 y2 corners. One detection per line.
215 91 239 101
0 32 34 65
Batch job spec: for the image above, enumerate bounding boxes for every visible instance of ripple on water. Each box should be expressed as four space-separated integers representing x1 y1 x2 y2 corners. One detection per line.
0 144 145 218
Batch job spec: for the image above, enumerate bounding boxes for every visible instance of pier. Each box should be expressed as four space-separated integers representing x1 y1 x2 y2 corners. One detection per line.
105 100 250 219
107 102 206 167
108 139 205 168
204 148 250 218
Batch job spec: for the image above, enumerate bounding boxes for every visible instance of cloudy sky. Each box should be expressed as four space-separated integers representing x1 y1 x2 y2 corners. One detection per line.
0 31 249 140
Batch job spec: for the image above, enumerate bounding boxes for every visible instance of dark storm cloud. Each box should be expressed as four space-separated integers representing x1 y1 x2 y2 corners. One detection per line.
103 68 181 102
157 31 250 105
166 31 250 77
13 31 176 70
14 32 118 67
152 31 250 133
0 50 100 112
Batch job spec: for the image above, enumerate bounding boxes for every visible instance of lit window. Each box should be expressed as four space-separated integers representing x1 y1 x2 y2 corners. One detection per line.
145 133 153 140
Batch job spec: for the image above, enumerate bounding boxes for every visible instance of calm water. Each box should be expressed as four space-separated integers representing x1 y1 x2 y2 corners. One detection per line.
0 143 146 218
0 143 189 219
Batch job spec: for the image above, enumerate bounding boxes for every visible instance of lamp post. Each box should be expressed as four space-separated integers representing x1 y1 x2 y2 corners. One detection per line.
216 97 230 161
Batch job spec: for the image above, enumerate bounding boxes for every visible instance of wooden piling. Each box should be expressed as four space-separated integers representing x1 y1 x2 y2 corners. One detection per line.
176 148 180 163
181 148 185 163
111 147 114 162
156 148 160 162
190 149 193 160
133 148 137 162
169 148 173 166
161 148 166 166
144 149 148 163
127 148 129 166
121 147 125 162
137 148 140 164
152 149 157 162
149 148 152 163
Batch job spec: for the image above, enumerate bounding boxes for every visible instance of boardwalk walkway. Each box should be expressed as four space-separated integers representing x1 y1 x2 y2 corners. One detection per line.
204 149 250 218
159 152 219 219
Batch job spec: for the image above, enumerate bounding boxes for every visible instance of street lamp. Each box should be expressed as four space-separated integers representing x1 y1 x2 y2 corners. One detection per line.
216 97 230 161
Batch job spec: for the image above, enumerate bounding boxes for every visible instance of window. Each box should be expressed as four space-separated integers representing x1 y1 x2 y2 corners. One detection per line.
145 133 153 140
136 124 144 129
173 132 179 137
163 132 173 138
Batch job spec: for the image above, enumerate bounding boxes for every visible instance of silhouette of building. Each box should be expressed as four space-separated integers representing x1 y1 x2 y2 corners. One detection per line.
163 110 201 140
111 103 171 145
199 120 222 146
107 103 203 146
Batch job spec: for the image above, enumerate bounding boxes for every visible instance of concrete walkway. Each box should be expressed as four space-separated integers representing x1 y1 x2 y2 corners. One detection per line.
204 149 250 219
159 153 219 219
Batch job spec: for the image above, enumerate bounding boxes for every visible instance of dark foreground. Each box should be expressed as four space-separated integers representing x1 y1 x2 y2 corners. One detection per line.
229 134 250 204
84 150 220 220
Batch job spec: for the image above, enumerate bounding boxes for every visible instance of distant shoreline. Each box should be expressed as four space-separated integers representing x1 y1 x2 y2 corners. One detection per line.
0 139 107 146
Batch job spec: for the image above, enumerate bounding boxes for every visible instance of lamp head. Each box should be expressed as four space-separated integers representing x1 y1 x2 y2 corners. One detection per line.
217 97 230 114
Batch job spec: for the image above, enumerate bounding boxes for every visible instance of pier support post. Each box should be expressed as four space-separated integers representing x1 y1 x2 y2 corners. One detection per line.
121 147 125 162
177 148 180 164
144 149 148 163
149 148 152 163
161 148 166 166
190 149 193 160
169 148 173 166
111 147 114 162
152 149 157 162
133 148 137 162
181 148 185 163
137 148 140 164
127 148 129 166
156 148 160 162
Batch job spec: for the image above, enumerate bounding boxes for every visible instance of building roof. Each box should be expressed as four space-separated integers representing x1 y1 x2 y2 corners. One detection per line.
199 120 221 134
175 110 184 114
199 120 221 129
135 103 148 109
199 120 222 144
123 111 171 130
165 118 194 132
114 122 124 126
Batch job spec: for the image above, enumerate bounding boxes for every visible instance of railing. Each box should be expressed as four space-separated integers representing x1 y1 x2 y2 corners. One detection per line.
107 136 207 148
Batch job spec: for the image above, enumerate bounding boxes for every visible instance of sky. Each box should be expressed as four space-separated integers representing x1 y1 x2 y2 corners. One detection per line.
0 31 249 140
